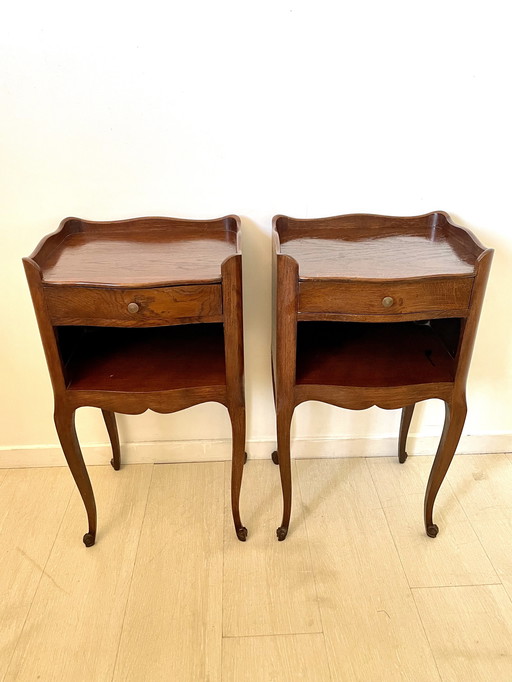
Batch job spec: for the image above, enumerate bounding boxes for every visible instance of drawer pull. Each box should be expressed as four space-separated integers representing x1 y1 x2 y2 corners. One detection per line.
382 296 394 308
127 302 140 314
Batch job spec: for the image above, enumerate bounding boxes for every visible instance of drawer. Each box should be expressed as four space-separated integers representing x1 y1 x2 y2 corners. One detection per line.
44 284 223 327
299 278 473 317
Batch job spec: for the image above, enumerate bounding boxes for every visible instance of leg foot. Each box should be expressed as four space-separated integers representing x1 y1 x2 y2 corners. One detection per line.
83 532 96 547
276 526 288 541
110 457 120 471
271 450 279 465
426 524 439 538
236 526 248 541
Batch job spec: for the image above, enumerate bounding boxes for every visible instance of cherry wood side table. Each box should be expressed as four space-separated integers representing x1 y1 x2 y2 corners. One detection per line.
24 216 247 546
272 212 492 541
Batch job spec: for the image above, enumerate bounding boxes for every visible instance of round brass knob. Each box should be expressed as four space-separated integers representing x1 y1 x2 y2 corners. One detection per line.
382 296 394 308
127 302 140 314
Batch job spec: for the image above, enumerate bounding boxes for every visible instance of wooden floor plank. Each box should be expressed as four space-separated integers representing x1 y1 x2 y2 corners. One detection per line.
223 460 321 637
448 454 512 599
222 633 332 682
367 456 498 588
413 584 512 682
4 464 152 682
0 467 72 680
2 454 511 682
113 462 224 682
297 458 440 681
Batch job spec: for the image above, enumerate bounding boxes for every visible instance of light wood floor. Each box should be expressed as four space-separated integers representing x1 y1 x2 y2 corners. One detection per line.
1 453 512 681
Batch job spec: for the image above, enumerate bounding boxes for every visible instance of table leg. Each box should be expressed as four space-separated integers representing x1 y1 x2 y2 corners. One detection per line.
424 396 467 538
270 363 280 464
398 404 415 463
54 405 97 546
276 406 293 541
101 410 121 471
229 403 247 541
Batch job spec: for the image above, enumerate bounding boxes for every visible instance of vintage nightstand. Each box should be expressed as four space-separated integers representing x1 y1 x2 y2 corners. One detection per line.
24 216 247 545
272 212 492 541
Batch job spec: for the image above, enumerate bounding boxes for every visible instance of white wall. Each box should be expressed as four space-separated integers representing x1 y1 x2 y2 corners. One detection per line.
1 0 511 464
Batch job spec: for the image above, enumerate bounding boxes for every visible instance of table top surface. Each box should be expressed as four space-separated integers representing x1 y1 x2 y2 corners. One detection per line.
40 228 238 287
279 231 477 280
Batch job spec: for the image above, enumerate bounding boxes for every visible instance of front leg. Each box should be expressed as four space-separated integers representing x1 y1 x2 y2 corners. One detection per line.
276 405 294 541
54 405 97 546
424 397 467 537
228 403 247 541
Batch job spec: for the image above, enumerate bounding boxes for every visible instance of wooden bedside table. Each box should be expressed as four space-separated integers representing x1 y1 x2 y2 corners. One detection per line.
24 215 247 546
272 212 493 541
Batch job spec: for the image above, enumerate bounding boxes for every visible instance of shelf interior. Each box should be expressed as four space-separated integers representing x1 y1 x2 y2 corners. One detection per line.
296 321 458 387
58 324 226 392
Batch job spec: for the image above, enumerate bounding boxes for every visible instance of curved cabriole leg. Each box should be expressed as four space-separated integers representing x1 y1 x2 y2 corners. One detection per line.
54 406 97 547
276 407 293 541
270 364 279 465
424 397 467 538
398 404 415 463
102 409 121 471
229 404 247 542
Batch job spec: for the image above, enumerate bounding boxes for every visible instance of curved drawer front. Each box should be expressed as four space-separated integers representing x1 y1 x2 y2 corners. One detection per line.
299 278 473 317
44 284 223 326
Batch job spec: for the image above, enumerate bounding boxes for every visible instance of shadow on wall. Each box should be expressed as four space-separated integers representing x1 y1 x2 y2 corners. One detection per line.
451 212 511 383
293 402 405 457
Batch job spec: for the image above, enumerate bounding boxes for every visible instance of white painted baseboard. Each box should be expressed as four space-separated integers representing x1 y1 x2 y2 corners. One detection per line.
0 433 510 468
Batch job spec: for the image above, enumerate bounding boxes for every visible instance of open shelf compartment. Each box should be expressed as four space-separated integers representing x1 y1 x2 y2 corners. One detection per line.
296 320 459 388
57 323 226 392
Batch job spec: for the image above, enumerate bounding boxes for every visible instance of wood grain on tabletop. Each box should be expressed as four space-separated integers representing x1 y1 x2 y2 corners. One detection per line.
36 216 238 287
277 211 482 280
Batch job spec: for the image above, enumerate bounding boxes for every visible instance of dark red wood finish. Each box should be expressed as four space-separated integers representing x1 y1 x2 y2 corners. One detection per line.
24 215 247 545
272 211 493 540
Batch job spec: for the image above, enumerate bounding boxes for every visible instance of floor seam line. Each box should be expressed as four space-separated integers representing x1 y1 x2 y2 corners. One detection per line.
110 463 155 682
411 582 503 590
447 471 501 584
2 476 74 679
365 456 443 682
221 460 228 682
222 631 324 640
